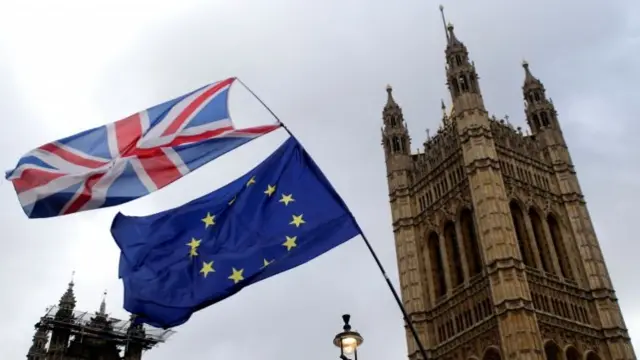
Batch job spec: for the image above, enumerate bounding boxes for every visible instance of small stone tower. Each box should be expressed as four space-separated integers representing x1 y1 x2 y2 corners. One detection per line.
381 7 635 360
26 319 49 360
48 279 77 357
26 280 174 359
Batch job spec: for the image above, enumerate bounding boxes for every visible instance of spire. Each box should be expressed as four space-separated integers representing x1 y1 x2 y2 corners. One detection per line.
521 60 558 134
439 5 449 43
381 84 411 158
98 290 107 316
382 84 404 127
446 23 464 48
58 275 76 311
440 6 484 113
50 275 76 352
522 60 542 89
385 84 398 109
440 99 450 125
87 289 113 331
440 6 465 52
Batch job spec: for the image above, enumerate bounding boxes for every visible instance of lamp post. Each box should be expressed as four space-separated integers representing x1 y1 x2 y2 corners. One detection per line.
333 314 364 360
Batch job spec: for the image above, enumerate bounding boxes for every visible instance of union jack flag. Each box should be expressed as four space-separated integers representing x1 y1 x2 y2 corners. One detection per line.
5 77 281 218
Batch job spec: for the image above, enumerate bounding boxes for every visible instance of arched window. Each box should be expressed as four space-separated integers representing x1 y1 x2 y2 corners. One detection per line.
460 209 482 276
392 137 401 152
532 114 541 130
529 208 555 274
482 347 502 360
444 221 464 287
469 75 477 92
427 232 447 298
450 77 460 96
541 112 550 127
509 201 536 268
547 214 573 279
459 75 469 92
565 346 581 360
544 342 562 360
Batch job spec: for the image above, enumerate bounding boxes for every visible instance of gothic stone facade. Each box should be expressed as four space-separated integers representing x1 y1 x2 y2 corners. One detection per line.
381 22 635 360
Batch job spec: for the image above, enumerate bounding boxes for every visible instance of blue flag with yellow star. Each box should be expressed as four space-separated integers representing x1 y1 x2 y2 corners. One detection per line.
111 136 362 328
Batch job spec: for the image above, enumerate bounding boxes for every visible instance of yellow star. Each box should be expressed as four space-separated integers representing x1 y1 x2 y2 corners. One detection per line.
228 196 236 205
282 235 297 251
186 238 201 257
279 193 295 206
261 258 274 268
201 212 215 228
264 184 276 197
289 214 306 228
228 267 244 284
200 261 215 278
246 176 256 187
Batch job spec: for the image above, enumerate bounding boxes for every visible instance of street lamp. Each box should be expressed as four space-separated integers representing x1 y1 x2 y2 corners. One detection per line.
333 314 364 360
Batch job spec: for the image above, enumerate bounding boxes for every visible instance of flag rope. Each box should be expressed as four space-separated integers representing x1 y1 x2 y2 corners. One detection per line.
235 77 431 360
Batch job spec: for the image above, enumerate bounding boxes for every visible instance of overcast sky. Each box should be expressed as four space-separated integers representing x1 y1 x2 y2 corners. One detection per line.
0 0 639 359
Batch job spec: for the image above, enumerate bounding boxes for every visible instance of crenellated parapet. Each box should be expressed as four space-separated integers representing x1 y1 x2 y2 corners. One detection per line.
415 122 460 176
489 116 544 161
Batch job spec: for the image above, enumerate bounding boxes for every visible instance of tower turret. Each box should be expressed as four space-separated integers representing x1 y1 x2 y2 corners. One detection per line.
26 320 49 360
379 84 426 360
48 278 76 355
521 61 576 181
438 6 546 359
440 6 485 114
99 290 107 317
58 279 76 312
522 61 561 134
87 290 113 331
381 85 411 155
381 85 412 175
440 99 450 126
522 61 634 358
124 315 146 360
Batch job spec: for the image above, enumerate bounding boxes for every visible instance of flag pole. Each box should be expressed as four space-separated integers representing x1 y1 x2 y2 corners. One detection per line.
235 78 431 360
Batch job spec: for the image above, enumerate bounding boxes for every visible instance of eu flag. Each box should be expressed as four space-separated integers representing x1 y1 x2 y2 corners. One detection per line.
111 136 362 328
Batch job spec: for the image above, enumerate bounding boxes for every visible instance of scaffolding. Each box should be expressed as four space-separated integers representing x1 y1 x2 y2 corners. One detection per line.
37 305 175 353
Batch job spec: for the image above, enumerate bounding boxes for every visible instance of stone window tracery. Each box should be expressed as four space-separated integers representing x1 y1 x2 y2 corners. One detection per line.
427 231 447 299
529 208 555 274
510 201 537 268
444 221 464 287
461 208 482 276
547 214 573 280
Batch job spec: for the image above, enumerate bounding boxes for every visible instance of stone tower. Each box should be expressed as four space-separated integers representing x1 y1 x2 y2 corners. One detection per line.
26 281 173 359
381 8 635 360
